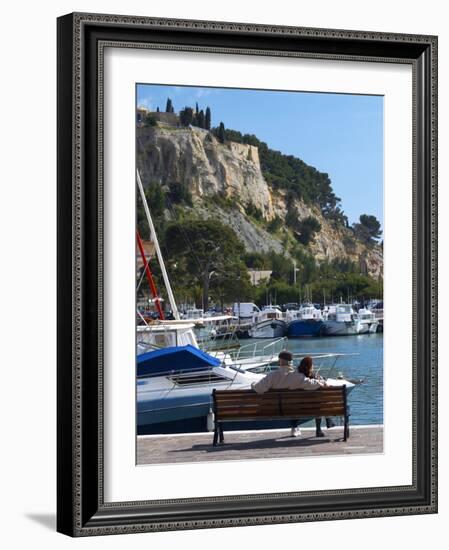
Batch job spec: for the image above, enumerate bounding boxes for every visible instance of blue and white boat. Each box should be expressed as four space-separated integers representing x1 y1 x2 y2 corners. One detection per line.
286 304 324 338
137 344 263 433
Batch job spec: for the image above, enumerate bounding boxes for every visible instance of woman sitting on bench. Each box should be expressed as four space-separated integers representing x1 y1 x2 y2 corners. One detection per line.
297 356 336 437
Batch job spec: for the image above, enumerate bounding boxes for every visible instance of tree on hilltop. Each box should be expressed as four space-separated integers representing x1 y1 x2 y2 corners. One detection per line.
217 122 226 143
205 107 211 130
180 106 194 126
353 214 382 245
165 98 174 113
197 109 205 129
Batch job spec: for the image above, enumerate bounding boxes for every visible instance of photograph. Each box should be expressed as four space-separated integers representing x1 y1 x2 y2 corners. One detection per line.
135 84 384 465
54 10 437 536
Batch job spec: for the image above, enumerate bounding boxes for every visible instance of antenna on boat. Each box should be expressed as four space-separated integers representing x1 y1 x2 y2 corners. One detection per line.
136 169 180 320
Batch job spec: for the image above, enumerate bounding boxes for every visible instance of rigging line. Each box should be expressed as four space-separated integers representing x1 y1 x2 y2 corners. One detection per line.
137 309 150 327
136 262 148 293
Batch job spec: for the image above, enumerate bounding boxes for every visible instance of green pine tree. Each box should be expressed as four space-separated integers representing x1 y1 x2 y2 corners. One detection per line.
218 121 226 143
197 110 205 129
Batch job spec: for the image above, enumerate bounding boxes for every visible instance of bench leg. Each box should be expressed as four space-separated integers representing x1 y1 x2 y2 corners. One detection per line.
219 424 224 445
213 427 219 447
344 416 350 441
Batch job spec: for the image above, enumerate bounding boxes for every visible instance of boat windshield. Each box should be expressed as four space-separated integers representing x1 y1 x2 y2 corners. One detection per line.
336 305 352 313
137 323 199 352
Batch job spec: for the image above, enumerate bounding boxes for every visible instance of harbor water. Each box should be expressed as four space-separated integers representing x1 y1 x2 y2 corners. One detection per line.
249 333 383 426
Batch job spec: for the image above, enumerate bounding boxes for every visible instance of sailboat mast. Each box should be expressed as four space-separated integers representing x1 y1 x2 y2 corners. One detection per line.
136 170 180 320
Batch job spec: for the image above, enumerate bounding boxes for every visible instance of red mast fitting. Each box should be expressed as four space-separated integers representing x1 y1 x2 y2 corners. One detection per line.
136 230 165 320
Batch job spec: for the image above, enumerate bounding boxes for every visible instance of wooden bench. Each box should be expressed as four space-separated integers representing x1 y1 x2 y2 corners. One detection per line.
212 386 349 446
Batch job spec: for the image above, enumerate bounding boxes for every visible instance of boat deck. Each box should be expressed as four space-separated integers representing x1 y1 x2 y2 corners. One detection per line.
137 424 383 465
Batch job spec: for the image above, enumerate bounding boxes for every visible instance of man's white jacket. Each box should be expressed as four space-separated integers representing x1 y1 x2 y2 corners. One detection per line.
252 365 323 394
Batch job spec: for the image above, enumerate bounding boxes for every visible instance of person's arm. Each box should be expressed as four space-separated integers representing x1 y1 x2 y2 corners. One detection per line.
290 373 324 390
251 372 274 394
302 376 326 390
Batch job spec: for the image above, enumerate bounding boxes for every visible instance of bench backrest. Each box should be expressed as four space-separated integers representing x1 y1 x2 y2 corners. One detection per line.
213 387 346 421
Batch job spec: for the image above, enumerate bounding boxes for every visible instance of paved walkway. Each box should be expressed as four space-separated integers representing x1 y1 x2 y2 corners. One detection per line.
137 425 383 465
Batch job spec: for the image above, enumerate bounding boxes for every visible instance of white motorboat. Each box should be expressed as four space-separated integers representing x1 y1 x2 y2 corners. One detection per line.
249 305 287 338
356 308 379 334
321 304 362 336
181 307 204 320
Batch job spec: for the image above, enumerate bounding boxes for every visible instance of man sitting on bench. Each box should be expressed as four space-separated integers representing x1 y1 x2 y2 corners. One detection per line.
251 350 327 438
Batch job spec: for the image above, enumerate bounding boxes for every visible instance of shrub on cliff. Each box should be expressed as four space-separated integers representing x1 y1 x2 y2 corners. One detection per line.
352 214 382 246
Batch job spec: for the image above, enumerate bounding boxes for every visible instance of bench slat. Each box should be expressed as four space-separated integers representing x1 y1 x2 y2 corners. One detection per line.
280 395 344 405
217 407 344 418
214 394 344 405
214 389 344 397
214 394 344 402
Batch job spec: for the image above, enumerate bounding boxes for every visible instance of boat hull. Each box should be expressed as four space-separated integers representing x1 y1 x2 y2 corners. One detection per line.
249 319 286 339
287 319 323 338
321 320 359 336
138 394 212 429
365 321 379 334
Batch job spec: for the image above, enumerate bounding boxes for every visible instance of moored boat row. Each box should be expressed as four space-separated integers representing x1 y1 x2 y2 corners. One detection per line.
229 301 381 339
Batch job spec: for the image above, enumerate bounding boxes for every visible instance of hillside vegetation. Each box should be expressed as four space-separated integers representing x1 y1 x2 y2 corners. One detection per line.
136 110 383 308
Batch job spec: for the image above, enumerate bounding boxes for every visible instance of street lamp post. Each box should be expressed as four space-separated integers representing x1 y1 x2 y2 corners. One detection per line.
293 260 300 285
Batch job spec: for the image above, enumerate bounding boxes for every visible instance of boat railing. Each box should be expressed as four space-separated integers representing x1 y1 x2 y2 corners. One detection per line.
233 337 288 362
294 352 360 379
200 329 241 354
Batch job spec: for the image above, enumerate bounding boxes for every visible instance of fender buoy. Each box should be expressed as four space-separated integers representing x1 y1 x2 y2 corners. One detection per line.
206 407 215 432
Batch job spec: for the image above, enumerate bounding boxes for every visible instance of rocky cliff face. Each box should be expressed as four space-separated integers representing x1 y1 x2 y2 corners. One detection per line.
137 125 274 219
137 125 383 279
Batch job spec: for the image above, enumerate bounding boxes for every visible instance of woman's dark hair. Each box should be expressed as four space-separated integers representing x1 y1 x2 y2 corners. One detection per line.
298 356 313 376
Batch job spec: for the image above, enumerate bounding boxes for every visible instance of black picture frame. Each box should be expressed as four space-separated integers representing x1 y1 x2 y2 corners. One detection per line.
57 12 438 536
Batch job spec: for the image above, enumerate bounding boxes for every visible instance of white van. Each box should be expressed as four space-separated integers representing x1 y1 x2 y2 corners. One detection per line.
233 302 260 320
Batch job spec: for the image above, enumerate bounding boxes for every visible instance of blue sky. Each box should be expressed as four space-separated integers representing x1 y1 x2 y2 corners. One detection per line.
137 84 383 229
